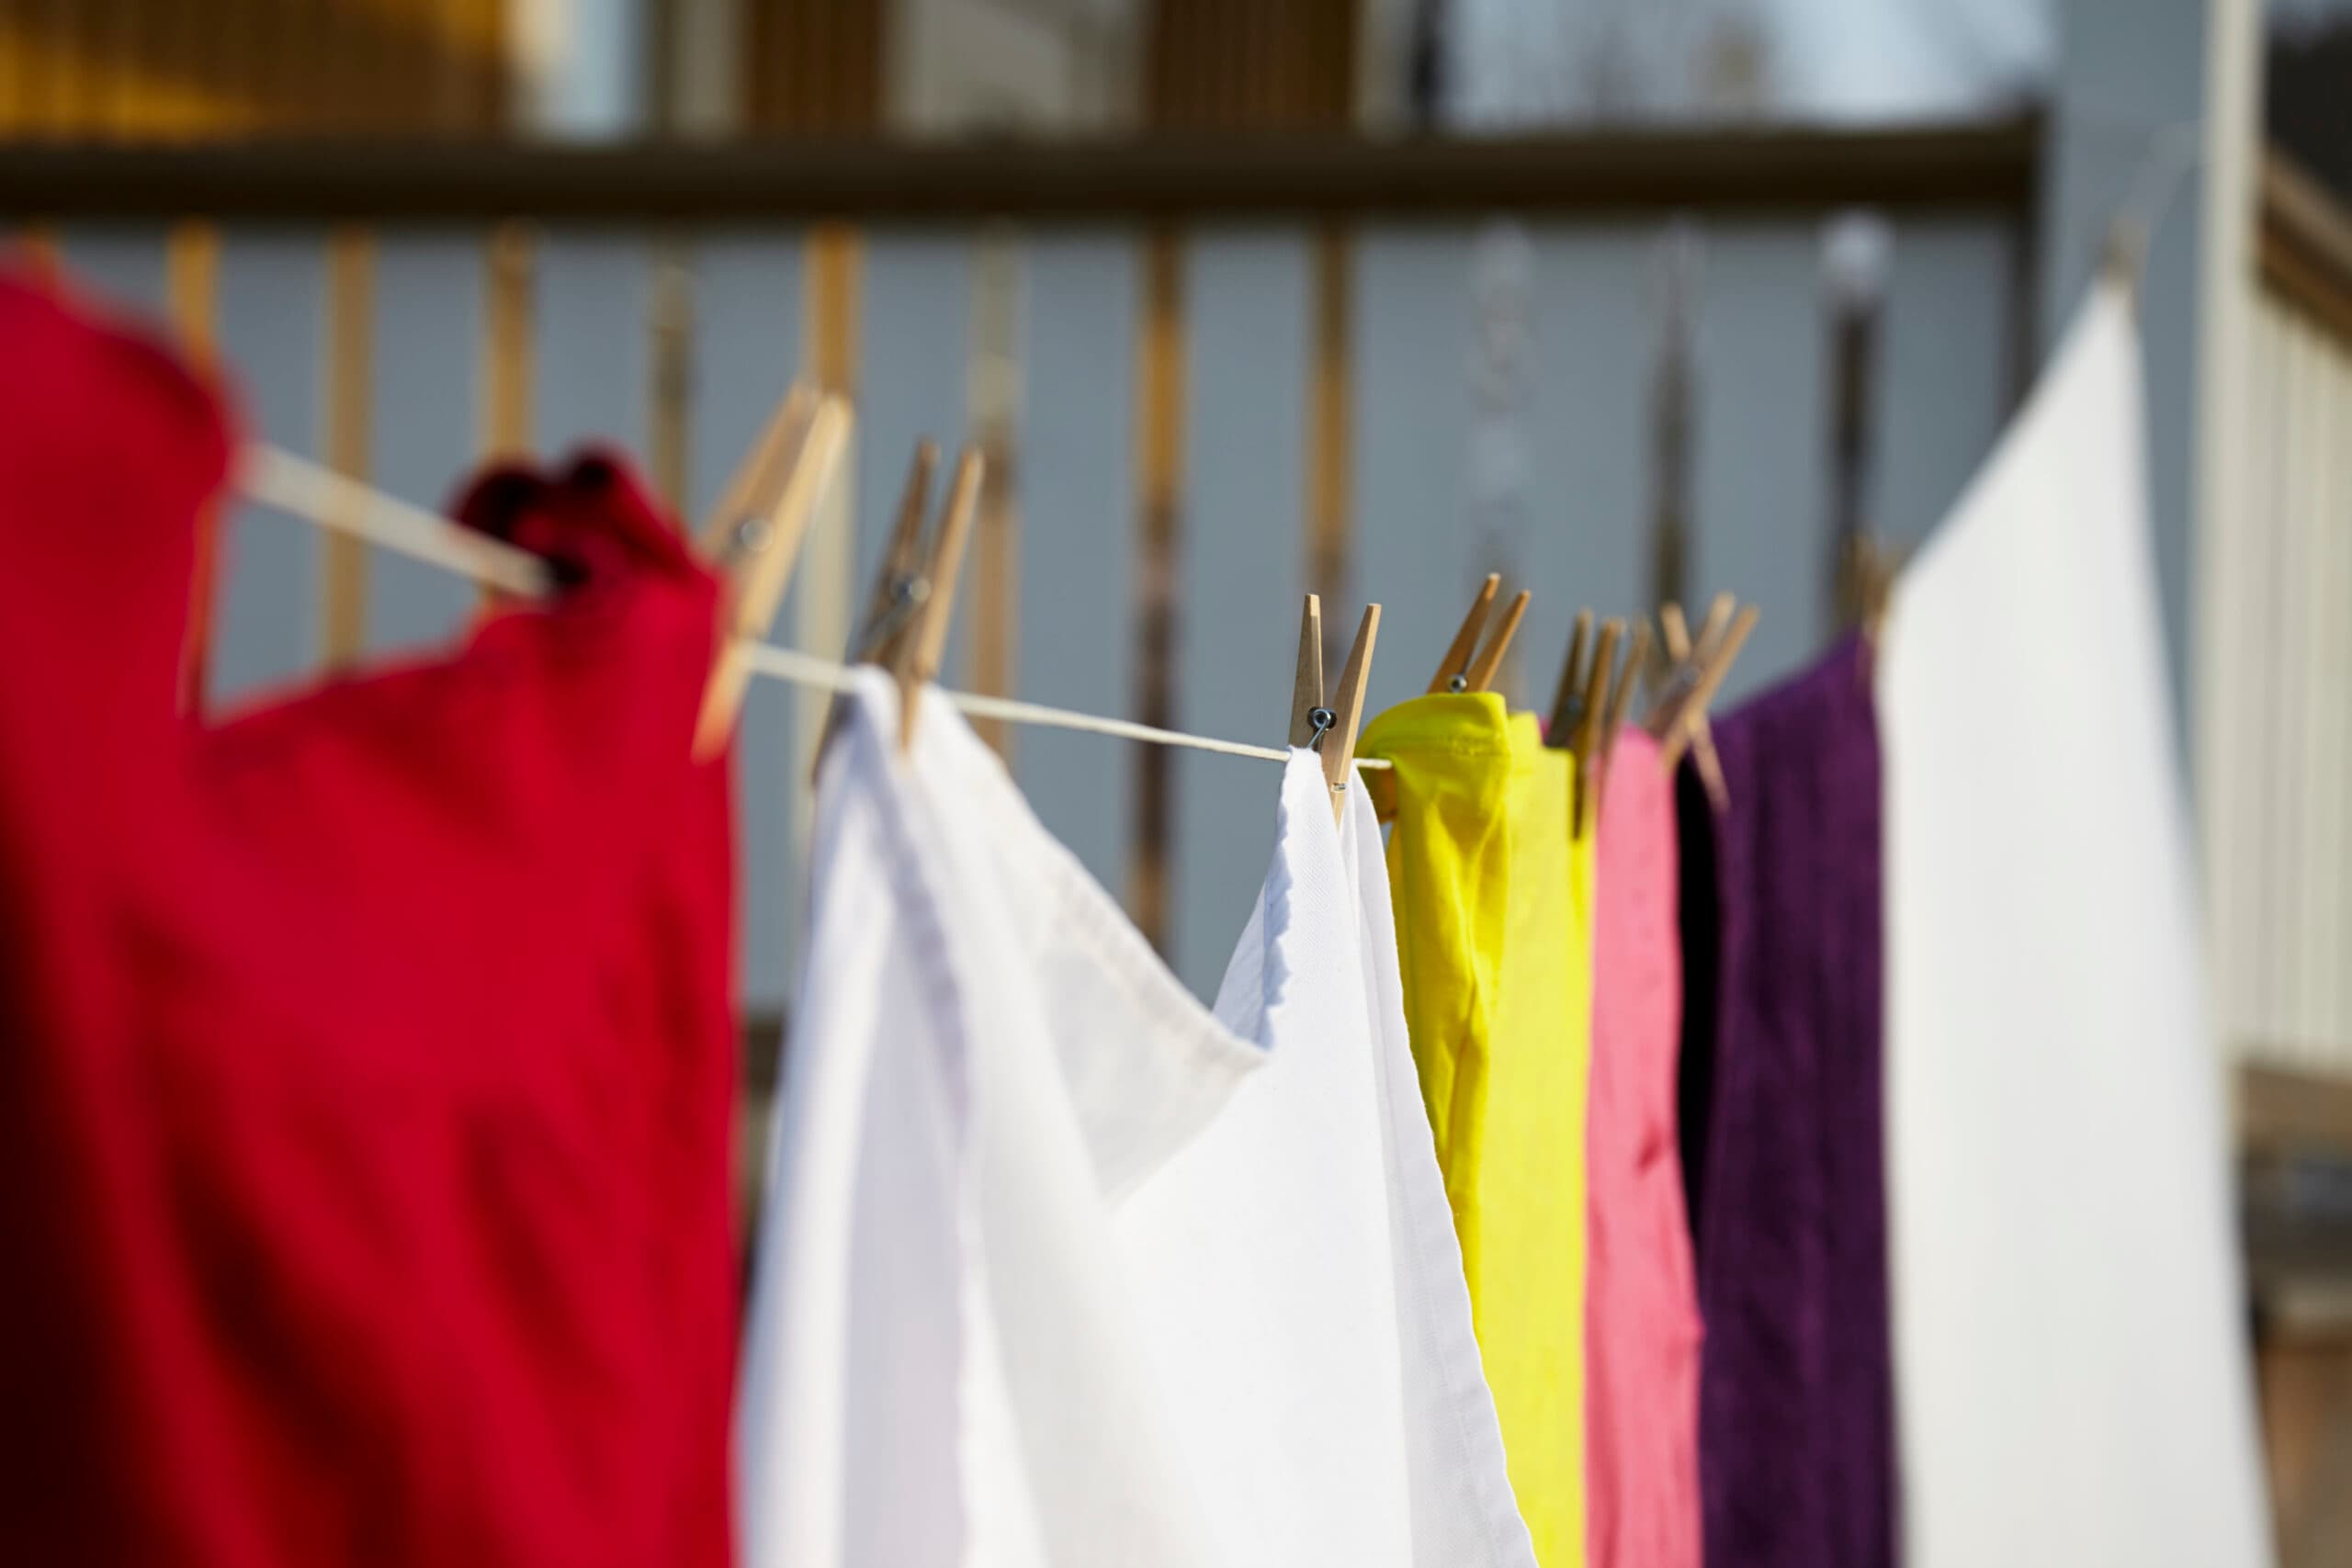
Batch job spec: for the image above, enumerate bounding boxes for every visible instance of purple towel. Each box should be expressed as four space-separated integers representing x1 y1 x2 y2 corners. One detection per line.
1678 635 1895 1568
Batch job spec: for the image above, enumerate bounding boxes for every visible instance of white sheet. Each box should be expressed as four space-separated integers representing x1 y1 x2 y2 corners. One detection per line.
1879 279 2272 1568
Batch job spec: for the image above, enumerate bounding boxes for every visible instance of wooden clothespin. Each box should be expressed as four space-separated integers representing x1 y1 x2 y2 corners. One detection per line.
1429 574 1498 692
1545 614 1625 829
854 441 940 664
1428 573 1530 695
1287 592 1382 823
1647 595 1758 810
692 385 852 759
854 445 984 753
810 442 936 781
1548 611 1593 735
1600 618 1651 773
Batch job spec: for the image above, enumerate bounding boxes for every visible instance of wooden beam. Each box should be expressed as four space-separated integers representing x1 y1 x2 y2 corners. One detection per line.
0 118 2043 221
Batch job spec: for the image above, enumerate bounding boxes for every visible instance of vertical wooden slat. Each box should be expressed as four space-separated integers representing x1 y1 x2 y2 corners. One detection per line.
2211 298 2279 1053
1146 0 1356 130
0 0 22 137
851 0 885 130
470 0 510 129
1649 224 1699 627
806 0 834 126
2314 328 2352 1053
2299 319 2342 1060
252 0 298 133
2268 317 2314 1055
169 220 220 712
2289 318 2329 1057
789 221 862 795
168 220 220 360
100 0 139 136
650 237 695 517
133 0 170 136
1130 227 1184 946
39 0 87 134
745 0 885 131
808 224 859 395
482 221 535 460
967 225 1023 754
1826 275 1881 636
323 225 373 665
1306 220 1352 671
2252 303 2293 1051
159 0 204 135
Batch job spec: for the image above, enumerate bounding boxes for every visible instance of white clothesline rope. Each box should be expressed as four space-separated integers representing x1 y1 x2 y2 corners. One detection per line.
739 643 1391 770
244 445 555 599
240 442 1390 772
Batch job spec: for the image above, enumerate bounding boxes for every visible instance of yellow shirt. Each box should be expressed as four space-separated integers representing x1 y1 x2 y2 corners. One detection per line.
1360 694 1594 1568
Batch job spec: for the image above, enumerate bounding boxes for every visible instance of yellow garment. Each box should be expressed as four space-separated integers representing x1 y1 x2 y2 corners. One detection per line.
1360 694 1595 1568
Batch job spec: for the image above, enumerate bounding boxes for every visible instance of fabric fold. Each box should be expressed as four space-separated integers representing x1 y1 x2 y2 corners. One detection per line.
738 673 1261 1568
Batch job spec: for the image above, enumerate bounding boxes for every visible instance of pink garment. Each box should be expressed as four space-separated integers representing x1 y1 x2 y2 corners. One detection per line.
1586 727 1704 1568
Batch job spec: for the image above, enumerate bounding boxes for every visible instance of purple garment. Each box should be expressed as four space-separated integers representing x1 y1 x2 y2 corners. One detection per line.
1678 635 1895 1568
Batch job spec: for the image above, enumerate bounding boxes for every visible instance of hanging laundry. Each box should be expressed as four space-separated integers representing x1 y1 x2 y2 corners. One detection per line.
741 680 1545 1568
1360 694 1592 1568
0 277 739 1567
1117 749 1538 1568
1879 280 2269 1568
1585 727 1703 1568
1679 634 1894 1568
738 672 1261 1568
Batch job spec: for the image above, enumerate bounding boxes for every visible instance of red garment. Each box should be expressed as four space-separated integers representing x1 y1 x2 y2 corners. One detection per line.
0 276 739 1567
1586 728 1703 1568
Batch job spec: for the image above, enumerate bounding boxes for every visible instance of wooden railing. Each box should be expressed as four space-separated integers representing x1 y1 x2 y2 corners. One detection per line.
3 122 2039 1004
2208 153 2352 1084
0 0 508 137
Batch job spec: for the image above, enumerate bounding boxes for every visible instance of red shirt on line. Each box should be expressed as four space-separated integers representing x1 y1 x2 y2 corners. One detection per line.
0 276 739 1567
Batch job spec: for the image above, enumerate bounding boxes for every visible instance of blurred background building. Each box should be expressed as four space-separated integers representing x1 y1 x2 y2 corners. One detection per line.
3 0 2319 141
6 2 2352 1557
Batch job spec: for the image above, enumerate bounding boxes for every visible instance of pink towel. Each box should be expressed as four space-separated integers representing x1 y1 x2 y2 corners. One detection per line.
1586 727 1704 1568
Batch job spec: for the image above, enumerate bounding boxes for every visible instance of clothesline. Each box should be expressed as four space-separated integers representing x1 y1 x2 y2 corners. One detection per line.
243 442 1391 771
740 644 1389 768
